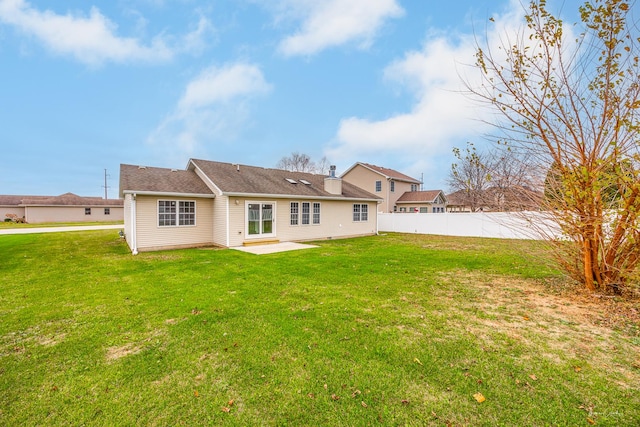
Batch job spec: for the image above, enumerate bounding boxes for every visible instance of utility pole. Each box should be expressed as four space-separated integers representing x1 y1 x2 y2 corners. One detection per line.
103 169 110 199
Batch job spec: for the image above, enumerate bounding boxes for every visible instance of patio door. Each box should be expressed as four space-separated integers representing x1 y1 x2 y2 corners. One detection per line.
247 202 275 238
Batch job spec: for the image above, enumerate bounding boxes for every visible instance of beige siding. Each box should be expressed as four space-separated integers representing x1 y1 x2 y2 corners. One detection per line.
212 195 229 247
397 202 446 213
23 206 124 223
342 165 386 209
227 197 246 247
134 195 214 252
227 197 377 247
1 207 25 221
342 164 416 213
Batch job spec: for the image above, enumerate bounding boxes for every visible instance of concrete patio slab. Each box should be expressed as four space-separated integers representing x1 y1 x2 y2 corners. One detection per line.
231 242 318 255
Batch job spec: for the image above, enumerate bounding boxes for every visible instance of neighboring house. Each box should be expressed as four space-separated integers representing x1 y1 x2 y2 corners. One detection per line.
0 193 124 223
119 159 381 254
445 190 474 212
395 190 447 213
446 186 543 212
341 162 422 213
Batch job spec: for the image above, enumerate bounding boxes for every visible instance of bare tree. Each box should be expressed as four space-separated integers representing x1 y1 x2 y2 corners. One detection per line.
276 152 331 174
448 142 493 212
467 0 640 294
449 143 541 211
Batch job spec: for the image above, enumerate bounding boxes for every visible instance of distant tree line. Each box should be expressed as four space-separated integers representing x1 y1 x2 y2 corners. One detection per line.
275 152 331 174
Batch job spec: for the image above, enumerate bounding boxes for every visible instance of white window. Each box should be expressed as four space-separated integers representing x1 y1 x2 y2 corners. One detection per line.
290 202 299 225
353 204 368 222
301 202 310 225
420 207 428 213
313 202 321 225
375 180 382 192
247 202 274 237
179 201 195 225
158 200 195 227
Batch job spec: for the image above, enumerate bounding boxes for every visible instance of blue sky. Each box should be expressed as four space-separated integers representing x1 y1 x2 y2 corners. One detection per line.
0 0 582 198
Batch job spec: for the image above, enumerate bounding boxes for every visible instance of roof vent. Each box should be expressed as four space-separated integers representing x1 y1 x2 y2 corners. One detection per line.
138 166 147 169
285 178 298 184
171 169 178 172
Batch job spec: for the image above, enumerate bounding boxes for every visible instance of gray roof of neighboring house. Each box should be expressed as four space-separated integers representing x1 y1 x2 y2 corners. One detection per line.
189 159 380 200
119 164 215 197
0 193 123 207
342 162 422 184
396 190 445 204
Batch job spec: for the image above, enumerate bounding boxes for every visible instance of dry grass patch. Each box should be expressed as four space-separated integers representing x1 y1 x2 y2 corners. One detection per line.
436 271 640 389
105 343 143 361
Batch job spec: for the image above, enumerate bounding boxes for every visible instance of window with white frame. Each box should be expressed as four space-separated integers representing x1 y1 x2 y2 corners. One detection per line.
85 208 91 215
104 208 111 215
390 181 395 192
290 202 299 225
179 201 195 225
353 203 368 222
247 202 274 236
375 180 381 192
313 202 320 224
302 202 310 225
158 200 195 227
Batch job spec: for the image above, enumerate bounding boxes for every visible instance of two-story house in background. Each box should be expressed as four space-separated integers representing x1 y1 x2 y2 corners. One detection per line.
341 162 445 213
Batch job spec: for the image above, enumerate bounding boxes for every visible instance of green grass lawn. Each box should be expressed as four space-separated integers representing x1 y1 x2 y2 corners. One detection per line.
1 231 638 426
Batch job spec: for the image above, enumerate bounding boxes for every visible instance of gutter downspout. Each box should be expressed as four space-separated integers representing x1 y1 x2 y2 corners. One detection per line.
131 194 138 255
225 197 230 248
387 177 391 213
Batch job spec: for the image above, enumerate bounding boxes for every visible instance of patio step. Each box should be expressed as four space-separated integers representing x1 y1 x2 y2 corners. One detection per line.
243 239 280 247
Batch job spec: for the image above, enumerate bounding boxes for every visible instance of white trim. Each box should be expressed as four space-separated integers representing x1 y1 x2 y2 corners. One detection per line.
157 199 197 228
131 194 138 255
188 159 224 195
245 201 276 239
225 197 230 247
122 190 215 199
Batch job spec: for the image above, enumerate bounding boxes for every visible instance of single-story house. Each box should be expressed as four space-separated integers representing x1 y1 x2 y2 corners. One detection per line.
0 193 124 223
340 162 422 213
446 187 543 212
395 190 447 213
119 159 381 254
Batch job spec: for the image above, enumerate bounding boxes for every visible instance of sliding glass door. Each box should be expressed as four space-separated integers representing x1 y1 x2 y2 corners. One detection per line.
247 202 275 237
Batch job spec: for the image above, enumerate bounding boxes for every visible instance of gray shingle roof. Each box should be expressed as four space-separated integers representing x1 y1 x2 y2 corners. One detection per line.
349 162 422 184
190 159 379 200
396 190 445 203
119 164 214 197
0 193 122 207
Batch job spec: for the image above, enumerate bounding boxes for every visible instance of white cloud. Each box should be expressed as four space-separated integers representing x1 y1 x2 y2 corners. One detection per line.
325 2 530 185
148 63 272 160
0 0 212 66
178 63 271 111
276 0 404 56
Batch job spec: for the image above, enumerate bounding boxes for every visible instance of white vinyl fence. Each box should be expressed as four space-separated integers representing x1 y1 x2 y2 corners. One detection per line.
378 212 562 240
